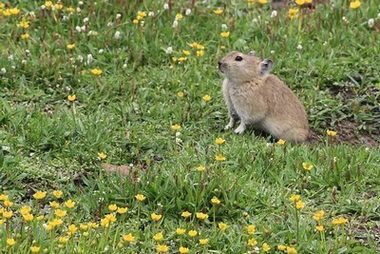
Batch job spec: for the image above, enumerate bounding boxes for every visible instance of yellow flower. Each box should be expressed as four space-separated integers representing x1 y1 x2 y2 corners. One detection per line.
20 206 32 215
36 215 44 221
54 3 63 10
247 238 257 247
133 19 139 24
68 224 78 235
135 194 146 202
49 201 60 209
177 91 184 97
295 200 305 210
137 11 146 18
59 236 69 244
21 33 30 40
45 1 53 9
218 222 228 231
64 199 75 209
97 152 107 160
123 233 136 243
23 213 34 222
316 225 325 232
3 200 13 207
108 204 118 212
54 209 67 218
313 210 325 222
196 165 206 172
213 8 223 15
288 8 299 20
202 94 211 102
302 162 313 171
188 230 197 237
215 137 225 145
286 246 298 254
0 194 8 200
176 228 186 235
258 0 268 4
182 50 191 56
30 246 40 253
67 95 76 102
179 246 189 254
332 217 348 226
3 210 13 219
151 212 162 222
277 245 287 251
7 238 16 247
277 139 286 145
10 8 20 15
100 217 110 228
105 213 117 222
181 211 192 218
196 50 205 57
18 20 30 29
350 0 361 9
220 31 230 38
52 190 63 198
215 154 226 161
295 0 305 5
211 196 221 205
196 212 208 220
156 244 169 253
90 68 102 76
247 225 256 235
65 7 75 14
67 43 75 50
177 57 187 63
153 232 164 241
289 194 301 202
326 129 337 137
199 238 209 245
175 13 183 21
262 243 271 252
33 191 47 200
117 207 128 214
305 0 312 2
171 124 181 131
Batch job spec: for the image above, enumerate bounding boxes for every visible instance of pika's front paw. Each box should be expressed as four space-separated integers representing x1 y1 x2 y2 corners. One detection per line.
234 124 246 134
224 123 233 130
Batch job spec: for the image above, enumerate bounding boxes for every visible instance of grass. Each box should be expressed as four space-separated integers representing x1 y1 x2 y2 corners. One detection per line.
1 0 380 253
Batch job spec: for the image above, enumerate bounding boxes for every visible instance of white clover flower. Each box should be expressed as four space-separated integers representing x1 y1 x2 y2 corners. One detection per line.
83 17 89 23
122 63 127 69
175 131 181 137
87 30 98 36
165 47 173 54
270 50 275 54
323 41 328 46
221 24 228 30
297 44 303 50
22 60 27 64
62 15 69 21
270 10 278 18
185 9 192 16
107 22 113 27
41 5 46 10
77 55 84 63
75 26 82 33
114 31 121 39
8 55 14 61
0 68 6 74
80 25 86 32
78 1 84 5
368 18 374 28
116 13 122 19
164 3 169 10
148 11 154 17
172 20 178 28
76 7 81 13
98 49 104 54
140 20 145 26
87 54 93 65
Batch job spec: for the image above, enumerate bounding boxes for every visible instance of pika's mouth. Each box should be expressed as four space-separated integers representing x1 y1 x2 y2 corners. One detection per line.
218 61 225 73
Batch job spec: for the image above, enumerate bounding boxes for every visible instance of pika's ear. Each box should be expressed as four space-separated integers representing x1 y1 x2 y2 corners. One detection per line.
248 51 256 56
260 59 273 75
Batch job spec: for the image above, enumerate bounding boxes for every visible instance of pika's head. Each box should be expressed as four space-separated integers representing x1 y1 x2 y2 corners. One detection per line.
218 51 273 83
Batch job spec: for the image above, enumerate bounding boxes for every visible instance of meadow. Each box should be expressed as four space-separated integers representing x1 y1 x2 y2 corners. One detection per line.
0 0 380 253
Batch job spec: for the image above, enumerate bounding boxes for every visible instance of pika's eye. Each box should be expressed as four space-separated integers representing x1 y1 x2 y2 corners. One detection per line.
235 56 243 61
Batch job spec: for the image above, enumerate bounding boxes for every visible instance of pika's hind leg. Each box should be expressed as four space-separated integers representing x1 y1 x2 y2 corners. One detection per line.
281 128 309 143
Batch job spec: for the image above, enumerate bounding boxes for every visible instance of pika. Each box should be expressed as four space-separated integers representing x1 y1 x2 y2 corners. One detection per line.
218 51 309 143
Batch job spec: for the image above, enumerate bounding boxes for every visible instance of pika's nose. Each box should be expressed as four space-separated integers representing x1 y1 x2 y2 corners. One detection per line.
218 61 222 68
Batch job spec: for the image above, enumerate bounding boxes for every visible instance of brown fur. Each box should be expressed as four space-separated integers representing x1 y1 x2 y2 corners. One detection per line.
219 51 309 143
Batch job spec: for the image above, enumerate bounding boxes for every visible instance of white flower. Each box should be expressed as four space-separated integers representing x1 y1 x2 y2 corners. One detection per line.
77 55 84 63
270 50 275 54
323 41 328 46
0 68 6 74
270 10 278 18
75 26 82 33
107 22 113 27
40 5 46 10
87 54 93 65
140 20 145 26
22 60 27 64
8 55 14 61
368 18 375 28
83 17 89 23
88 30 98 36
62 15 69 21
252 18 258 23
185 8 192 16
78 1 84 5
175 137 182 144
148 11 154 17
297 44 303 50
25 50 30 55
164 3 169 10
81 25 86 32
98 49 104 54
165 47 173 54
172 20 178 28
378 13 380 19
221 24 228 30
175 131 181 137
76 7 81 13
116 13 122 19
122 64 127 69
114 31 121 39
11 66 15 69
342 16 349 24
